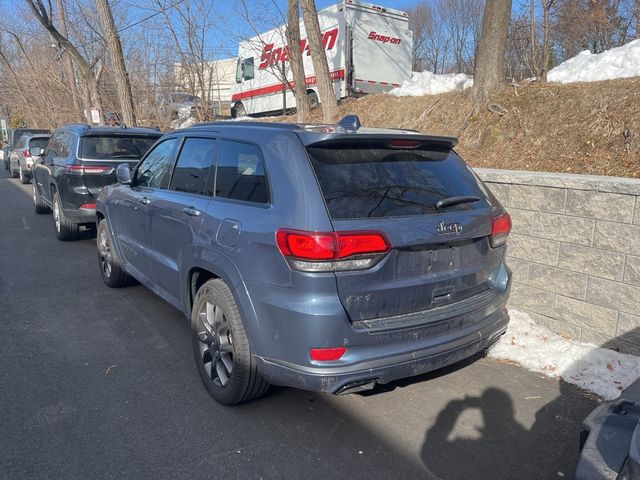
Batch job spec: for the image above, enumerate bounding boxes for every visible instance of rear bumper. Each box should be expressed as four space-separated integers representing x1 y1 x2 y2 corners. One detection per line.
63 205 96 224
255 310 508 393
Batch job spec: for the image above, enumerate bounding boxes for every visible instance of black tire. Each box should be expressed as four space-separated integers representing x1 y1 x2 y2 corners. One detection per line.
19 166 30 184
32 182 50 214
97 220 134 287
307 91 319 110
192 279 269 405
234 102 246 118
52 191 79 241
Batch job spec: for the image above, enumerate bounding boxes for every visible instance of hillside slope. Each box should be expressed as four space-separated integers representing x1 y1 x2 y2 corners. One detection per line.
275 78 640 178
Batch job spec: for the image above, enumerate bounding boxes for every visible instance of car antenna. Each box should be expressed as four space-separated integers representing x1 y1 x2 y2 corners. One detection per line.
338 115 361 132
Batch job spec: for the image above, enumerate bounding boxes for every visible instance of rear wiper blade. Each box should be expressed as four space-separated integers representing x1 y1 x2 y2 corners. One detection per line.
434 195 481 210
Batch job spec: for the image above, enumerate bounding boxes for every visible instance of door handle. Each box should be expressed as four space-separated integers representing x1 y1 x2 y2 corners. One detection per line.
138 197 151 205
183 207 202 217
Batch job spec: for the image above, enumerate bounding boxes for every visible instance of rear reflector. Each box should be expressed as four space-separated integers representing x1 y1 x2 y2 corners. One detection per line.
276 229 391 272
80 203 96 209
310 347 347 361
490 212 512 248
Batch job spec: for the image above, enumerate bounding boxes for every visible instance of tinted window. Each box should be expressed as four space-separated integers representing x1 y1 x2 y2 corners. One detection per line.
56 133 73 158
29 137 49 149
306 146 486 219
170 138 217 196
45 133 62 157
216 140 269 204
135 138 178 189
80 135 158 160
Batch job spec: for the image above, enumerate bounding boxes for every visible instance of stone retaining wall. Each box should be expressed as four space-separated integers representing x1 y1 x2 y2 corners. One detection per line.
476 169 640 355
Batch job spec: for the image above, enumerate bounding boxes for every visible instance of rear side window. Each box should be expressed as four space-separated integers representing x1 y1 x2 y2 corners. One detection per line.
29 138 49 149
80 136 158 160
306 145 486 219
170 138 217 196
216 140 269 204
135 138 178 189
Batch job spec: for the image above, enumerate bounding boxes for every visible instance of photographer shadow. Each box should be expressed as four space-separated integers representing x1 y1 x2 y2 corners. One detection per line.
421 381 592 479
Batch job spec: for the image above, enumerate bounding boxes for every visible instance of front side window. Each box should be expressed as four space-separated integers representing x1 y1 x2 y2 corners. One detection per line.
134 138 178 189
170 138 217 196
243 58 255 80
80 135 158 160
216 140 269 204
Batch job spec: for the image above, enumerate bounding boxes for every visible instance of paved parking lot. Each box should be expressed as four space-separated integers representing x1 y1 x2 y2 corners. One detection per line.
0 170 598 479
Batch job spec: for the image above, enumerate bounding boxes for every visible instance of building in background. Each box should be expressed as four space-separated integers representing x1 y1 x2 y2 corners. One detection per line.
173 58 237 117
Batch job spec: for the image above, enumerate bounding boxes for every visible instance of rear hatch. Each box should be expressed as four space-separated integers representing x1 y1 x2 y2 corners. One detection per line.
304 136 505 323
78 134 160 195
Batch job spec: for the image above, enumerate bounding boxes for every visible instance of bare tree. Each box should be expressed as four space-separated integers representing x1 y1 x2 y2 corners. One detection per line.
26 0 104 124
286 0 309 121
300 0 338 122
55 0 81 120
95 0 137 125
472 0 512 113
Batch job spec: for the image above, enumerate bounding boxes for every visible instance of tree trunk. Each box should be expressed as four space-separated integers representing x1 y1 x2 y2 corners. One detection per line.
636 0 640 39
95 0 137 126
300 0 338 122
472 0 512 114
26 0 104 124
55 0 81 121
287 0 309 122
541 0 551 82
530 0 538 77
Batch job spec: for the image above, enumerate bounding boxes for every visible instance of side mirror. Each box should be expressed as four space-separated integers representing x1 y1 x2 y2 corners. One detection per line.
116 163 132 185
29 147 44 157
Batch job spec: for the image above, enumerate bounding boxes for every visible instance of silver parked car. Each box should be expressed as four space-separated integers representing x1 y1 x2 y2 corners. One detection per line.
9 133 51 184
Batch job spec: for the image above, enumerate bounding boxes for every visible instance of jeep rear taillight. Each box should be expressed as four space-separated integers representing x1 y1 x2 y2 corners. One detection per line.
65 165 112 175
276 229 391 272
490 213 512 248
23 149 31 158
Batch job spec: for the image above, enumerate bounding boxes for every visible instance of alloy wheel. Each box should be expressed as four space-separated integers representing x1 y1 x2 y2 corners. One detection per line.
196 300 234 387
53 197 61 232
97 225 112 278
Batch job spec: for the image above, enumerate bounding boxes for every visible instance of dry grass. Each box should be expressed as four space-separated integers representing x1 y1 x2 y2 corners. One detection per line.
270 77 640 178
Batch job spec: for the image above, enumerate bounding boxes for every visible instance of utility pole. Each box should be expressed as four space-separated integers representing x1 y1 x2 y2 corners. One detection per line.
95 0 137 126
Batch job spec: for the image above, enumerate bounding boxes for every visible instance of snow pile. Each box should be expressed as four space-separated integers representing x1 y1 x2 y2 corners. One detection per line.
172 116 196 130
548 39 640 84
389 71 473 97
490 309 640 400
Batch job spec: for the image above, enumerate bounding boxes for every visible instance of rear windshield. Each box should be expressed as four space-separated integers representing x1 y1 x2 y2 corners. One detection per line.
80 136 159 160
29 138 49 149
306 146 487 219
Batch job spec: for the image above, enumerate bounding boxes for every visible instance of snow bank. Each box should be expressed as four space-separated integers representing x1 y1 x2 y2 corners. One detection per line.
490 309 640 400
389 71 473 97
548 39 640 84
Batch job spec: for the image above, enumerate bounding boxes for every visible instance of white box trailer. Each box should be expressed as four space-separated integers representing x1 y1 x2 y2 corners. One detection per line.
231 0 413 117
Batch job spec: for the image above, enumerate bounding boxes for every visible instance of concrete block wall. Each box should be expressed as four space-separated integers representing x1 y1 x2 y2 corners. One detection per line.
476 169 640 355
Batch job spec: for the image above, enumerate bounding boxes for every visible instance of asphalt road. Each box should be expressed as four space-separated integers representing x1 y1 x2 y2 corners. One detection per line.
0 169 598 480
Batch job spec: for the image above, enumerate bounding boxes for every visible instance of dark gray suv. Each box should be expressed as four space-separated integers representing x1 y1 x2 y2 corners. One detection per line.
96 116 512 405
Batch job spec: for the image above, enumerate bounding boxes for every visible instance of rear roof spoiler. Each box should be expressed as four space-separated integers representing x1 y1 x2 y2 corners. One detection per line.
299 133 459 150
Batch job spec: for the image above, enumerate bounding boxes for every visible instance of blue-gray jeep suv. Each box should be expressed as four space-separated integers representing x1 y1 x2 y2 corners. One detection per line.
96 116 512 405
